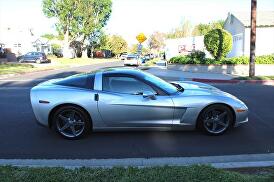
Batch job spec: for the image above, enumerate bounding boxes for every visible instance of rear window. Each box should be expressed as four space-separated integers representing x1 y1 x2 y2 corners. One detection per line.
54 74 95 89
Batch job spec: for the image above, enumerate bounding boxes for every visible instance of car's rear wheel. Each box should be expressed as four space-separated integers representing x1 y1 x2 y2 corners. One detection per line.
36 59 41 64
52 106 91 139
197 104 233 135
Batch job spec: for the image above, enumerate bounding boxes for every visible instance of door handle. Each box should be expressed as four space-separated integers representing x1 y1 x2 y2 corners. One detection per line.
94 94 99 101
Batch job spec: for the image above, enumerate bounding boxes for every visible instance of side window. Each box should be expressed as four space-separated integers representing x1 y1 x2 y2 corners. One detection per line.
103 76 156 95
54 74 95 89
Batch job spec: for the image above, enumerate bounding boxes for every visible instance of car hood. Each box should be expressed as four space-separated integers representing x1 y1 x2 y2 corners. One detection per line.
171 81 237 99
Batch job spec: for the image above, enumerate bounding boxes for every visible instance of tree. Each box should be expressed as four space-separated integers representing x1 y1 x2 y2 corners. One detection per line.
166 20 192 39
42 0 112 57
107 35 128 55
129 44 149 55
192 20 225 36
148 32 165 52
41 33 55 40
204 29 232 60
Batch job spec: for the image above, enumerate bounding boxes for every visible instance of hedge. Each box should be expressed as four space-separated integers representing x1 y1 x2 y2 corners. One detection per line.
169 54 274 65
204 29 233 60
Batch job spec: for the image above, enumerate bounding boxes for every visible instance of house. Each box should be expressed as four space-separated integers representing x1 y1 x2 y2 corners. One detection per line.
224 11 274 57
164 36 210 60
0 27 52 58
32 38 52 55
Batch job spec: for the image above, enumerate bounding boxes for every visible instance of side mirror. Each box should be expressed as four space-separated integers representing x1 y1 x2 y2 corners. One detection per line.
143 91 156 100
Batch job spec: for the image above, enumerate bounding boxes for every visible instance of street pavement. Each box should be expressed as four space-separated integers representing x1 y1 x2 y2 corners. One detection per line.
0 62 274 159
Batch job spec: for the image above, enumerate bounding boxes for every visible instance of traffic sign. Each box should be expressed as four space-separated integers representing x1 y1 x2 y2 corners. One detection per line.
136 33 147 43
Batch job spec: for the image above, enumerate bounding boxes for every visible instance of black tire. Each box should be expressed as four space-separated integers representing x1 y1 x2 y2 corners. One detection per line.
36 59 41 64
52 105 91 139
197 104 233 136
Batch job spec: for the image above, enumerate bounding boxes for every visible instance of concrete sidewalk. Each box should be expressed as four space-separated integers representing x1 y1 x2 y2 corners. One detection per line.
144 67 274 85
145 67 235 81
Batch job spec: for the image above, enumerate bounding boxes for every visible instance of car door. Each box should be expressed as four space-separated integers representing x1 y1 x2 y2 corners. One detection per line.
97 74 174 127
23 52 32 61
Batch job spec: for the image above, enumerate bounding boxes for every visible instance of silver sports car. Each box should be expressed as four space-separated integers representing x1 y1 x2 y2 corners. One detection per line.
31 68 248 139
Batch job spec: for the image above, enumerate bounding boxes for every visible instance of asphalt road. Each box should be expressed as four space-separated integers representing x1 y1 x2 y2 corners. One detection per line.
0 62 274 159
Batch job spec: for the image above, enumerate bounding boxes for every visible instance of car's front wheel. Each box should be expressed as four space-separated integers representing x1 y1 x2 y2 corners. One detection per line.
36 59 41 64
52 105 91 139
197 104 233 135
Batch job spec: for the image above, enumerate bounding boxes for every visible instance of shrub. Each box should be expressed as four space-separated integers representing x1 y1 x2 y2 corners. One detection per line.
223 55 274 64
189 50 206 64
256 55 274 64
204 29 232 60
222 56 249 64
169 55 274 65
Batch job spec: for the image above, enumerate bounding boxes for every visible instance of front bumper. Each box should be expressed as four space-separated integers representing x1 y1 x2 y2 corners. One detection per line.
234 108 248 127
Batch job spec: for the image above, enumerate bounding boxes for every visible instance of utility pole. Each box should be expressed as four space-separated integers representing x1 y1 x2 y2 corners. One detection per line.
249 0 257 77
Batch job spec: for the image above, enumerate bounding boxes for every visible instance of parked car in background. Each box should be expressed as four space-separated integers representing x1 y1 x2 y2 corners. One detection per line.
0 47 5 58
120 52 127 60
124 54 141 66
53 49 63 58
144 54 150 61
18 52 50 63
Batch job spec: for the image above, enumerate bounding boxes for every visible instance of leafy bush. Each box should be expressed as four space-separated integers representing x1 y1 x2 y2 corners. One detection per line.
204 29 232 60
256 55 274 64
170 55 190 64
222 56 249 64
223 55 274 64
169 55 274 65
189 50 206 64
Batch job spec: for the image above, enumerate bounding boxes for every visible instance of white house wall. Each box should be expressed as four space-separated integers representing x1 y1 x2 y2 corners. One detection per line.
244 27 274 56
224 14 245 57
164 36 207 60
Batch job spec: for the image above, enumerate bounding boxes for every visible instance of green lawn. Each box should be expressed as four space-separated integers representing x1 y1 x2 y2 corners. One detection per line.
0 58 119 75
0 63 34 75
0 165 273 182
234 76 274 80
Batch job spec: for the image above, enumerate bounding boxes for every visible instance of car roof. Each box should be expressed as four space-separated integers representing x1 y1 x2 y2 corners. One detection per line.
101 68 143 76
63 68 144 79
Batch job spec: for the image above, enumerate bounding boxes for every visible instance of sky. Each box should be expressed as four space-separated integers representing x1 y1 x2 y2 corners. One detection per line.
0 0 274 45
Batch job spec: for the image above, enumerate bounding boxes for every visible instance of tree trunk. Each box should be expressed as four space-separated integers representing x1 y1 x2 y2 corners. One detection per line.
249 0 257 77
81 47 88 58
63 29 73 58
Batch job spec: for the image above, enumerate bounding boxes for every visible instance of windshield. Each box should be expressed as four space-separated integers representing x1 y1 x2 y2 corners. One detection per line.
140 72 178 94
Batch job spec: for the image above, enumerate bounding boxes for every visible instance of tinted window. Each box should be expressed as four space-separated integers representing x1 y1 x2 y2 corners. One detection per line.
55 74 94 89
103 76 156 95
139 72 178 94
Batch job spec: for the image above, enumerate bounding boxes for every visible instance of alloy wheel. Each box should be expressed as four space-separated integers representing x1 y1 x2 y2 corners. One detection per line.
56 109 86 138
203 108 230 134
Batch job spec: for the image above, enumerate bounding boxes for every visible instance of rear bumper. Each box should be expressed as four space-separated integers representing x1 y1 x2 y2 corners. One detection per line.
124 60 139 65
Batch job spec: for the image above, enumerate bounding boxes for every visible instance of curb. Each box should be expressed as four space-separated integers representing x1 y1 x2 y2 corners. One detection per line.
1 153 274 169
192 78 240 84
192 78 274 85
